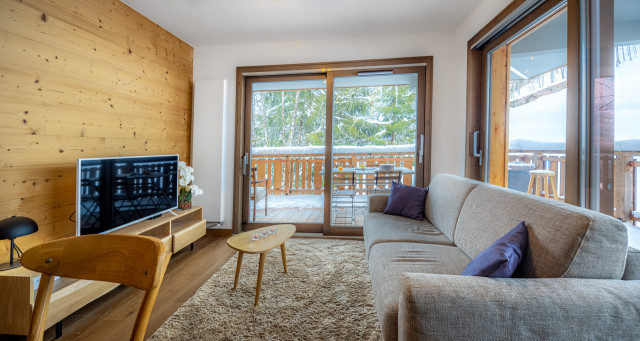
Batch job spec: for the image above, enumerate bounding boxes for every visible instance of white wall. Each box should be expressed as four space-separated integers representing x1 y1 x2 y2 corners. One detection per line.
192 79 227 223
193 0 511 228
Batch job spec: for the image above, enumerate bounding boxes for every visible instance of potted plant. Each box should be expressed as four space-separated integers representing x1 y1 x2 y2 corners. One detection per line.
178 161 203 210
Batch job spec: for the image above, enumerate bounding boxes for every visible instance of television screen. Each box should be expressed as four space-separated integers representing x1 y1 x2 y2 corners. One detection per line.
77 155 179 235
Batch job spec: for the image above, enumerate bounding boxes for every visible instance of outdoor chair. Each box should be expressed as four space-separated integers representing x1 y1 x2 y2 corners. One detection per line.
250 167 269 221
373 170 402 193
332 171 356 224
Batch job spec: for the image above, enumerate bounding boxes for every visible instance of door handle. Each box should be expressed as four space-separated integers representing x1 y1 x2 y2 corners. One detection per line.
419 134 424 164
242 153 249 176
472 131 483 166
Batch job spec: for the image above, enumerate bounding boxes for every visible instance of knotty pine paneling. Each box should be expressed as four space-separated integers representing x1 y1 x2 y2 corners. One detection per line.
0 0 194 261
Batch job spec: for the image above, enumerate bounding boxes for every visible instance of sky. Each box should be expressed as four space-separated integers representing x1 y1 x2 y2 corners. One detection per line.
509 55 640 143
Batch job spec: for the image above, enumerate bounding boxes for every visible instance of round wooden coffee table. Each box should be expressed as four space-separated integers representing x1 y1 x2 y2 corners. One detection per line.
226 224 296 306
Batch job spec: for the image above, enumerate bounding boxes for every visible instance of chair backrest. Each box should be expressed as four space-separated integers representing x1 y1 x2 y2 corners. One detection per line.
375 171 401 187
21 234 170 341
250 166 258 181
333 172 355 188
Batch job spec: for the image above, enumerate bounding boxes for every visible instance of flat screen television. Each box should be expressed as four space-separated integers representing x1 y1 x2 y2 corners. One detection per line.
76 155 179 235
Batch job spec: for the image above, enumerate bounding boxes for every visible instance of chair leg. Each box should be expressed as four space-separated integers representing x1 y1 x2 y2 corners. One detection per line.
351 196 355 222
264 192 268 216
252 198 256 221
543 176 550 199
550 175 559 201
28 273 54 341
527 175 535 194
131 253 171 341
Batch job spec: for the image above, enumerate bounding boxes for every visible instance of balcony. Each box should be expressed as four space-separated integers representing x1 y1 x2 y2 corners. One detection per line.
248 144 639 227
249 145 415 225
509 148 640 226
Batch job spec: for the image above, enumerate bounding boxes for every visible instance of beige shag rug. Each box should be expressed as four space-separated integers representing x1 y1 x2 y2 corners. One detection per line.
150 238 382 341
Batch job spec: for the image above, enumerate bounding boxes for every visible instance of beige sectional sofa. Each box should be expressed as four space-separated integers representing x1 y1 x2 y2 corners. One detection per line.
364 174 640 341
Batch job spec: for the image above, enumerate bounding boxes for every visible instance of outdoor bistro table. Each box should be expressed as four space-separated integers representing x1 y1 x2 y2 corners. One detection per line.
319 166 415 176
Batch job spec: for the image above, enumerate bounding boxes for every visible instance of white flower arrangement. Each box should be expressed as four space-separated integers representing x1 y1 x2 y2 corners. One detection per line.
178 161 203 205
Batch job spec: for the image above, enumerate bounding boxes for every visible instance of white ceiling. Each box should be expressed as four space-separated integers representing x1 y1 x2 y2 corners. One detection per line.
121 0 484 47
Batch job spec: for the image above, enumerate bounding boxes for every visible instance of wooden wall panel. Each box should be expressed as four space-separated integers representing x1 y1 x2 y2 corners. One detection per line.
0 0 194 261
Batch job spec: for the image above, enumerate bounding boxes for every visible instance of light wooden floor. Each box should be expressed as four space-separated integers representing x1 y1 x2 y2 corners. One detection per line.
252 207 367 227
0 231 236 341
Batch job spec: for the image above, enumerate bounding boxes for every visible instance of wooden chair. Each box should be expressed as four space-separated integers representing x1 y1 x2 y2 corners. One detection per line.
21 234 171 341
373 170 402 193
250 166 270 221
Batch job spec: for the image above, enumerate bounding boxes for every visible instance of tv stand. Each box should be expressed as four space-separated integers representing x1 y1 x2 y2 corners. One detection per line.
0 206 206 336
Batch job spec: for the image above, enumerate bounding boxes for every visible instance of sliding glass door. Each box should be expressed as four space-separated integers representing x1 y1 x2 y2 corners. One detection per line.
238 60 432 235
471 0 639 229
486 7 568 199
328 69 423 229
585 0 640 226
242 75 327 232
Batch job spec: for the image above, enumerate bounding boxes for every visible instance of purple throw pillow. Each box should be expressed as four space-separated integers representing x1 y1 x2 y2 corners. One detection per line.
382 182 428 220
461 222 528 278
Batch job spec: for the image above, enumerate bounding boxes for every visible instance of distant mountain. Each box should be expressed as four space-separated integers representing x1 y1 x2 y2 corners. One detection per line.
509 139 640 152
613 139 640 152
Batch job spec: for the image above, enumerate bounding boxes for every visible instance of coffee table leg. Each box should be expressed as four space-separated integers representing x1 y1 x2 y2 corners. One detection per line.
255 253 266 306
233 252 244 290
280 243 287 274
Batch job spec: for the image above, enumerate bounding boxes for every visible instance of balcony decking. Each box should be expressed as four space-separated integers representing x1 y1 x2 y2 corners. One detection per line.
252 207 367 226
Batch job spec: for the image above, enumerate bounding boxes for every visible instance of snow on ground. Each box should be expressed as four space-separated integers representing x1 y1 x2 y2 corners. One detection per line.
252 144 415 156
626 222 640 249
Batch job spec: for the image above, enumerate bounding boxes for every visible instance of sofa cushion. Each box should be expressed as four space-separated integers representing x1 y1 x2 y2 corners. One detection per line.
368 243 471 341
425 174 480 241
383 182 428 220
455 183 628 279
363 212 454 259
461 221 528 277
623 247 640 280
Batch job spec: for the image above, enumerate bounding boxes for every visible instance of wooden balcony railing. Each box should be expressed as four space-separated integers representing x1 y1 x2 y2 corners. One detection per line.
250 147 637 224
509 150 639 224
251 151 415 195
614 152 640 224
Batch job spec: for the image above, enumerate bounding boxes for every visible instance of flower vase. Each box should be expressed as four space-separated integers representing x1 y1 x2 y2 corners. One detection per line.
178 198 192 210
178 188 192 210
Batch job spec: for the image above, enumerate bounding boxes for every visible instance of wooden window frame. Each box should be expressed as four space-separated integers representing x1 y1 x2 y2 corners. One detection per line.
465 0 582 205
233 57 434 235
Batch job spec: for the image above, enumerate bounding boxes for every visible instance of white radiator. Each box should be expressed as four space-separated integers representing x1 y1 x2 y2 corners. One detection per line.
191 79 227 224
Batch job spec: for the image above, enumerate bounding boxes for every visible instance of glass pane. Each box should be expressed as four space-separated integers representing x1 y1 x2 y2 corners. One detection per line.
331 73 418 227
508 11 567 198
492 10 568 199
587 0 640 231
249 79 326 223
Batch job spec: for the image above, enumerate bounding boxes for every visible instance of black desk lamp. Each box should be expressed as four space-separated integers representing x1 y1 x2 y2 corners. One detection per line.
0 216 38 271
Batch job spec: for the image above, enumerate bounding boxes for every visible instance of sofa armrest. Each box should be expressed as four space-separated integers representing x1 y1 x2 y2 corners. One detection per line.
398 273 640 341
368 194 389 213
